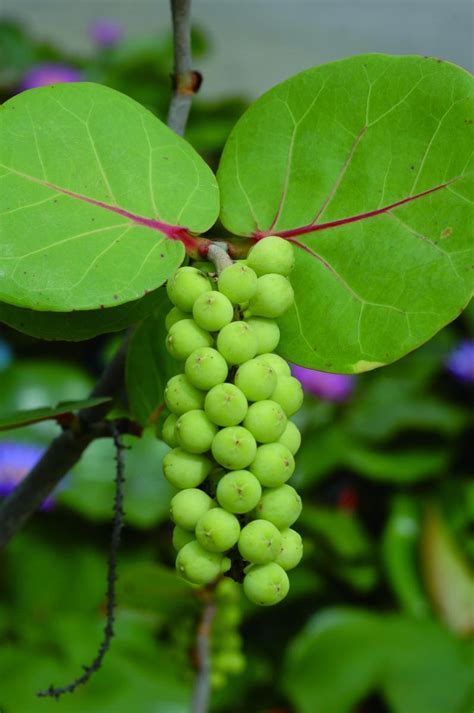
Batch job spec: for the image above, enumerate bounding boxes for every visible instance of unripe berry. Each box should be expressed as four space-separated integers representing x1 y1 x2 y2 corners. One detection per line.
250 442 295 487
170 488 214 530
161 412 178 447
175 409 217 453
185 347 228 390
217 262 258 304
166 266 211 312
245 317 280 354
238 519 281 564
176 540 223 585
234 358 277 401
255 353 291 378
255 484 302 529
213 651 246 675
271 375 304 416
164 374 204 415
172 526 195 551
277 420 301 455
195 508 241 552
216 470 262 513
275 528 303 570
248 274 294 318
243 400 287 443
243 562 289 606
166 319 213 361
211 426 257 469
165 306 187 331
163 448 213 489
217 321 258 365
204 383 248 427
193 290 234 331
246 236 295 277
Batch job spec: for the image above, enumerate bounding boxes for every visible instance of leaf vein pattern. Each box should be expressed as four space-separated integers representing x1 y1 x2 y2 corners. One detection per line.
139 115 160 219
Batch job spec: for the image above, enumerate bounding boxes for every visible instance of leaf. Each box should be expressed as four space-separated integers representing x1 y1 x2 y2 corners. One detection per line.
343 443 450 483
126 299 179 427
421 506 474 635
0 82 219 311
0 397 111 432
283 608 474 713
217 55 474 373
0 286 166 341
117 562 196 616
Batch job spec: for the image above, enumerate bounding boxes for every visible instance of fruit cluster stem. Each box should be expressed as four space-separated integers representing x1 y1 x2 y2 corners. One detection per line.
207 242 234 275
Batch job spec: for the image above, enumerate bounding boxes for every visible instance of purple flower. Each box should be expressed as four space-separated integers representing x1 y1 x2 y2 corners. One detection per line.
446 339 474 383
0 442 54 509
291 364 355 401
89 18 124 47
19 63 83 91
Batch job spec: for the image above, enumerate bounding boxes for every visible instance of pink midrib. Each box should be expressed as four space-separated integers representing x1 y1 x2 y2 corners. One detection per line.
254 180 455 240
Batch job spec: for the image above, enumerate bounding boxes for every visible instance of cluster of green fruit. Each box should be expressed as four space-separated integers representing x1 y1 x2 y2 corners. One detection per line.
161 236 304 606
210 578 245 689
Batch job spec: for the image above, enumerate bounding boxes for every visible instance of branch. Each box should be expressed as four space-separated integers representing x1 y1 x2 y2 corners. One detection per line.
167 0 201 136
37 428 126 698
0 0 199 549
192 598 216 713
207 242 233 275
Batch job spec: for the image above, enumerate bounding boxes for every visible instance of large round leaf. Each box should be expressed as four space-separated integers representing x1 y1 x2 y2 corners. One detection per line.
0 82 219 311
218 55 474 373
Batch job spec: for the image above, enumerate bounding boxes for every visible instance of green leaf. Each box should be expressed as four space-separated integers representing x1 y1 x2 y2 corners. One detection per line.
0 286 167 341
421 506 474 635
218 55 474 373
0 397 111 432
283 608 474 713
0 82 219 311
126 299 179 427
344 443 450 482
117 562 196 616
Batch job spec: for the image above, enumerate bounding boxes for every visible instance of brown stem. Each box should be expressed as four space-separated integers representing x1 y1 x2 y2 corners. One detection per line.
167 0 201 135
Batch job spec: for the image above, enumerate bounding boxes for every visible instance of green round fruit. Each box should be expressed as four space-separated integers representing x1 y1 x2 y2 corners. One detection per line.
176 540 223 585
250 443 295 487
166 267 211 312
175 409 217 453
204 383 248 427
238 519 281 564
243 400 287 443
217 262 258 304
163 447 213 489
216 470 262 513
185 347 228 391
170 488 214 530
255 353 291 378
246 236 295 277
195 508 241 552
193 290 234 332
164 374 204 415
271 375 304 416
277 420 301 455
211 426 257 470
215 577 241 603
213 651 246 675
165 306 187 331
217 321 258 365
243 562 289 605
172 526 195 551
248 274 294 318
162 413 178 447
166 319 213 361
255 484 302 529
234 358 277 401
275 528 303 570
245 317 280 354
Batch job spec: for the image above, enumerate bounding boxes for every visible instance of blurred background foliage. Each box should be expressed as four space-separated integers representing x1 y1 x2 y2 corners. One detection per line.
0 15 473 713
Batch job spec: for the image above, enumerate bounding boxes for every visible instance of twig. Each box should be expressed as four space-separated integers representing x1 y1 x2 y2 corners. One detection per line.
0 0 200 549
167 0 201 135
207 242 233 275
37 427 126 698
192 599 216 713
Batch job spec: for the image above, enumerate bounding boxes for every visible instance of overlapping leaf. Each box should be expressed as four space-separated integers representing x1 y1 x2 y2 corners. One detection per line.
0 82 219 311
0 397 111 432
218 55 474 372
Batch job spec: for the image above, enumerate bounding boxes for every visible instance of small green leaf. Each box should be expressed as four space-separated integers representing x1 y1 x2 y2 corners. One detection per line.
117 562 196 615
344 443 450 482
0 82 219 311
218 55 474 373
126 300 179 427
0 397 111 432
